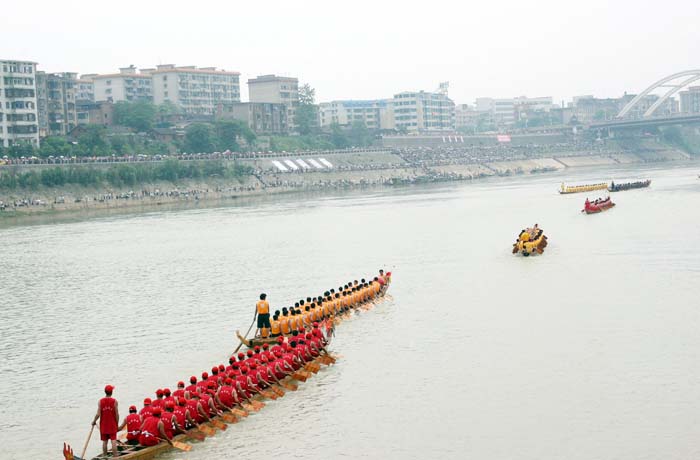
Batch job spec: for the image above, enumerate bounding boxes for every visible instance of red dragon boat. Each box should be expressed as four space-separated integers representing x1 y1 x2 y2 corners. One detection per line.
583 197 615 214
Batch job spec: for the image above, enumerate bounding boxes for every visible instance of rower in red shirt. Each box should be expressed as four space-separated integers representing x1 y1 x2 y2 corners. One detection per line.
151 389 165 409
215 378 238 409
140 398 153 418
185 376 198 396
173 381 186 399
138 407 171 447
117 405 141 446
91 385 119 458
174 396 198 430
185 393 210 424
160 401 181 439
163 388 175 406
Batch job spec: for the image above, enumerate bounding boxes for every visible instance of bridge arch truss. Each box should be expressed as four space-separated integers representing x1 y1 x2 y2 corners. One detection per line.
617 70 700 119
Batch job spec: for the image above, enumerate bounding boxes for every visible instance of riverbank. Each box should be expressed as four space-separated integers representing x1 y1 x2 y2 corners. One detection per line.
0 147 695 221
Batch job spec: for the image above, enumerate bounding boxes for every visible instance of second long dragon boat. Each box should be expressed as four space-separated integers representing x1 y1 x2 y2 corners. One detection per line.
559 182 608 194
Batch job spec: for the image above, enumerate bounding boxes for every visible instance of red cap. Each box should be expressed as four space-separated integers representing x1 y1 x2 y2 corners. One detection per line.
177 381 184 387
218 364 225 372
177 397 186 406
201 372 209 380
277 337 285 344
246 350 254 357
163 388 171 396
207 381 216 389
262 343 269 350
129 405 137 411
249 362 257 369
190 376 197 383
211 366 218 374
151 407 162 417
143 398 152 405
387 272 391 276
104 384 114 393
156 389 163 397
254 346 261 352
165 401 175 410
224 378 233 385
237 352 245 359
313 322 319 328
305 333 312 340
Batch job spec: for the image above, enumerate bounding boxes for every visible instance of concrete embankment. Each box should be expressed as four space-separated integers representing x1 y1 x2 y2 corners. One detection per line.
0 148 694 219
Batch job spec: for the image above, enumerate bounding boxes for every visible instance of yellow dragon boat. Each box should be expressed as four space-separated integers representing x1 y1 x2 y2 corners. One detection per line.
512 226 548 256
559 182 608 194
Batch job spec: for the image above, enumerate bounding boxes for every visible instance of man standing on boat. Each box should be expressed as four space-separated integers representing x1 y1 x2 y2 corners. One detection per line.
255 293 271 338
91 384 119 457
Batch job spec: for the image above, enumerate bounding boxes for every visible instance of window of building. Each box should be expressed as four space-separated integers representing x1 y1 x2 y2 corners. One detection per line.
106 80 111 85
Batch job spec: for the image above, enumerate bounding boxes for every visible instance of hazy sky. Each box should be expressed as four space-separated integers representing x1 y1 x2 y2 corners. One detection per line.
3 0 699 105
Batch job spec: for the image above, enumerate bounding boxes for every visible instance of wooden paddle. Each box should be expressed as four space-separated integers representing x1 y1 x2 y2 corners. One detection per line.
80 425 95 460
231 407 248 417
271 386 285 397
198 424 216 436
221 413 238 424
210 419 228 430
259 389 277 400
292 371 307 382
234 312 257 354
159 437 192 452
280 381 298 391
186 430 206 441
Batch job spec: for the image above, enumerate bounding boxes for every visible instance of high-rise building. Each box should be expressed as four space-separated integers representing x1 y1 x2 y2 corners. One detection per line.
393 91 455 132
318 99 392 130
247 75 298 130
92 66 153 103
75 75 96 125
151 64 241 115
36 71 78 137
0 59 39 147
679 86 700 113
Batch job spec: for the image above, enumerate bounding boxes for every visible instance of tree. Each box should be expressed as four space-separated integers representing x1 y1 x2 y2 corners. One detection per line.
215 120 256 151
349 120 373 147
114 101 157 132
296 83 318 135
184 123 215 153
38 137 73 157
78 125 109 155
156 101 182 127
330 123 349 149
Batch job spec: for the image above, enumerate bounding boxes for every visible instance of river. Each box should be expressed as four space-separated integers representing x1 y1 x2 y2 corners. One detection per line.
1 162 699 460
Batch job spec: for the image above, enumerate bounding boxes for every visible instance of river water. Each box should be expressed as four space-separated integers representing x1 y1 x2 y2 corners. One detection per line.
1 162 699 460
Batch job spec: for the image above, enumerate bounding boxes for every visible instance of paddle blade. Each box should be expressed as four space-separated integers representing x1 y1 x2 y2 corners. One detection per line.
292 372 307 382
211 419 228 430
231 408 248 417
199 425 216 436
172 441 192 452
221 413 238 424
187 431 206 441
63 443 75 460
272 386 285 397
281 381 298 391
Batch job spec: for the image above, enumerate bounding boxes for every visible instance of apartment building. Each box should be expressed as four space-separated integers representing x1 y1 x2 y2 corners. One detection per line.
217 102 288 135
0 59 39 147
680 86 700 113
93 66 153 103
36 71 78 137
151 64 240 115
393 91 455 132
247 75 298 130
318 99 393 130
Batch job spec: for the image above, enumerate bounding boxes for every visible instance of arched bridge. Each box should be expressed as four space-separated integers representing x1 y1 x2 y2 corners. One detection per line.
617 70 700 118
